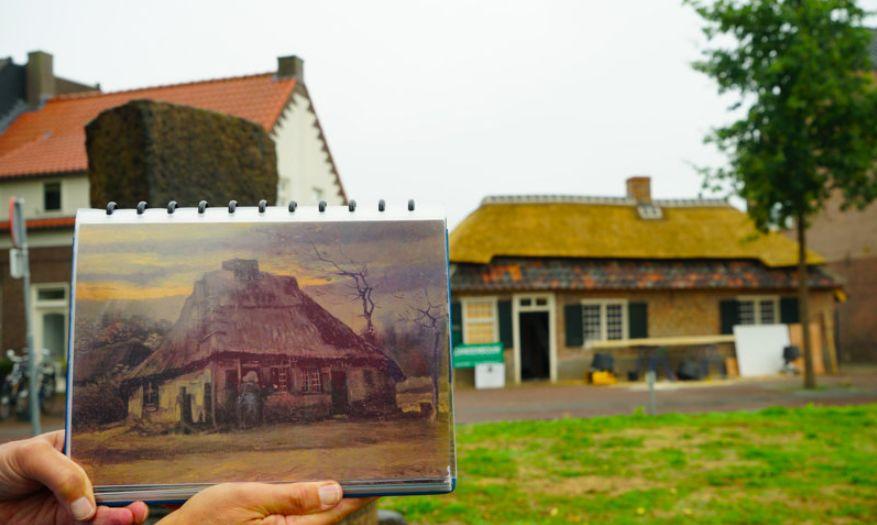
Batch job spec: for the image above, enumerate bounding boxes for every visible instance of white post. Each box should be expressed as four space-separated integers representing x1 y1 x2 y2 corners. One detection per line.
10 198 40 435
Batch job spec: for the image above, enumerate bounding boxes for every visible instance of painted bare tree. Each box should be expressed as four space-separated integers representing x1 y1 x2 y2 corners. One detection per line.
311 244 379 344
403 289 447 418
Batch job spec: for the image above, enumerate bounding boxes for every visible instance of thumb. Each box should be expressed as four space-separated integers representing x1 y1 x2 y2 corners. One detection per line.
11 436 96 521
235 481 343 516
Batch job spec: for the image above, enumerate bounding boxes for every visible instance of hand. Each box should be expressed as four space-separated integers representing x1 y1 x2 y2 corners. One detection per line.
158 481 375 525
0 431 148 525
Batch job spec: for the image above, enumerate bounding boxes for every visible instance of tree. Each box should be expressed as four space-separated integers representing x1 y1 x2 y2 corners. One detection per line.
402 290 447 418
687 0 877 388
310 244 380 344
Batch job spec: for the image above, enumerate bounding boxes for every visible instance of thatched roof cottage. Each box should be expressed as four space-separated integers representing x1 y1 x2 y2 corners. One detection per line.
125 259 403 429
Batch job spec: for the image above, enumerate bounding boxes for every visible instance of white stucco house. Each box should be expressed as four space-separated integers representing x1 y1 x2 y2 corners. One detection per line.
0 51 347 368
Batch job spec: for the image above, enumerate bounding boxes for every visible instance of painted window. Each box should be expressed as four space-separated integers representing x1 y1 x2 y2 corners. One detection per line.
304 368 322 393
581 300 628 342
738 296 779 325
43 181 61 212
143 381 159 410
271 367 290 392
462 298 497 344
363 369 375 388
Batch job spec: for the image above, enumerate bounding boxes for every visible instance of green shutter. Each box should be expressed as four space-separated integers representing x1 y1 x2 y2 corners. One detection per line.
450 301 463 348
628 302 648 339
780 297 800 324
719 299 739 335
498 300 513 349
564 303 584 347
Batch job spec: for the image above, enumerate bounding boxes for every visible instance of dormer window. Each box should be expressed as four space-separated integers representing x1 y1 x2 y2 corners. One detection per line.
637 204 663 220
43 181 61 212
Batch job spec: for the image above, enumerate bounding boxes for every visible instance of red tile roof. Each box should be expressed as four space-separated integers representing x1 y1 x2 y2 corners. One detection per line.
452 257 840 292
0 216 76 231
0 73 297 179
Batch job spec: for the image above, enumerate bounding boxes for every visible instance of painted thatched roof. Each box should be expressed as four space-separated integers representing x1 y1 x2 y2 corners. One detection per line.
450 196 823 268
128 259 402 380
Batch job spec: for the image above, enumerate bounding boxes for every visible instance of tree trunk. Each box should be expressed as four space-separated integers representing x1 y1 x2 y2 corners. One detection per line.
797 214 816 389
431 331 440 418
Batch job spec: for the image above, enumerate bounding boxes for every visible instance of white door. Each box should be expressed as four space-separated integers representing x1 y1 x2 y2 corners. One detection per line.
512 294 556 383
32 284 68 392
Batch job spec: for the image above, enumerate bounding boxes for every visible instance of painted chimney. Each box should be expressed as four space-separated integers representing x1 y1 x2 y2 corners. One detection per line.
277 55 304 81
626 176 652 204
26 50 55 107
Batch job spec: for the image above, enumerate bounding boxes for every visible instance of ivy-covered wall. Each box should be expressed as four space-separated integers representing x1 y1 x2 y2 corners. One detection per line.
86 99 278 208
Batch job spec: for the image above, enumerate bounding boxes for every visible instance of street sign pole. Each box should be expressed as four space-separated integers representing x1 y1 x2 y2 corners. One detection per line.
9 198 40 435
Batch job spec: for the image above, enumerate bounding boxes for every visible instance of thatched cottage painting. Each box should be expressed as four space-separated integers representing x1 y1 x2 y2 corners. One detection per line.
124 258 404 430
69 217 453 486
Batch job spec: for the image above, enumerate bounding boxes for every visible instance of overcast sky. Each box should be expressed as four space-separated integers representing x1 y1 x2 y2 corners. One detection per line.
4 1 877 227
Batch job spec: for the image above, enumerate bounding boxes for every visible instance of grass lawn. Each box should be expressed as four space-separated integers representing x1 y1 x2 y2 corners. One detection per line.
382 404 877 524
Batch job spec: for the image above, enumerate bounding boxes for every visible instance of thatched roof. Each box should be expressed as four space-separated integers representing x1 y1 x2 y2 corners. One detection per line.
128 259 402 380
449 196 824 268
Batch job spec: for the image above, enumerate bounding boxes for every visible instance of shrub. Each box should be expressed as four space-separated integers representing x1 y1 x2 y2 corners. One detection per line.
86 100 278 208
72 382 127 429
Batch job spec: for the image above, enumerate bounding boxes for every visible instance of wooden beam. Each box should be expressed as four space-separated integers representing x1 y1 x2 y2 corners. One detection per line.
587 334 736 350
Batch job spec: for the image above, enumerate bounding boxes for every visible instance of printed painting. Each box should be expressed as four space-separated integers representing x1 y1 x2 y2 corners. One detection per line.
69 219 453 487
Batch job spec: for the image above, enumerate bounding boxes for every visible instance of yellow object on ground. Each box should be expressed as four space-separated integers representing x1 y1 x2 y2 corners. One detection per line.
590 371 617 386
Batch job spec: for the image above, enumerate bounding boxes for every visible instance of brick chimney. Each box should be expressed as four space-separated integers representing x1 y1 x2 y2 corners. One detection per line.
277 55 304 81
626 176 652 204
26 50 55 107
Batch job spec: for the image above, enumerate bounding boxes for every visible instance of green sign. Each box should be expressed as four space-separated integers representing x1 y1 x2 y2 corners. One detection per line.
453 342 504 368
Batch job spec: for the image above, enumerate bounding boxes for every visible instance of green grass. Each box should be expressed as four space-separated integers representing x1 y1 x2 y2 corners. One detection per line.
382 404 877 524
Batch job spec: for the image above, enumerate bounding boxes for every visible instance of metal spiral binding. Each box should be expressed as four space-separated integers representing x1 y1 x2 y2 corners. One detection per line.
103 199 420 215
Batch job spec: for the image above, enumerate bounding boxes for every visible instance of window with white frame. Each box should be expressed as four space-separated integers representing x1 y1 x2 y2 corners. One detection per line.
738 296 779 325
581 300 627 342
462 298 497 344
303 368 322 393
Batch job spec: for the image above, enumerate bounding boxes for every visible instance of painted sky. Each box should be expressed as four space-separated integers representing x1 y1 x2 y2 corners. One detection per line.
74 220 449 333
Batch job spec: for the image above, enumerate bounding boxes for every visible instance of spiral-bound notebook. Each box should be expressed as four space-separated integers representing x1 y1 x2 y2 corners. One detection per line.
64 201 456 503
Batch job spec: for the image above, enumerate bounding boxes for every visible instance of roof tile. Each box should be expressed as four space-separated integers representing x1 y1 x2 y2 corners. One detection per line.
0 73 296 179
452 257 839 292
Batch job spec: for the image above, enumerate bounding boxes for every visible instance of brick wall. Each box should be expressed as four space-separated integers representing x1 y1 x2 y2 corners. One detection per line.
827 257 877 362
453 287 838 383
0 246 72 351
801 192 877 362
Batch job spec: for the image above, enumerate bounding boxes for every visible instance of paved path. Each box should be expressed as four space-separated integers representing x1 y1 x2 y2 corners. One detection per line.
454 365 877 424
2 367 876 442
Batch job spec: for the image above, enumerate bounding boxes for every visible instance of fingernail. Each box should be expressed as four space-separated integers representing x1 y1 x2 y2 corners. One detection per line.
318 483 342 507
70 497 95 520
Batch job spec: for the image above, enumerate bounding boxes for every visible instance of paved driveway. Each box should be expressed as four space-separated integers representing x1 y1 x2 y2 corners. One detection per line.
2 367 876 442
454 365 877 423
